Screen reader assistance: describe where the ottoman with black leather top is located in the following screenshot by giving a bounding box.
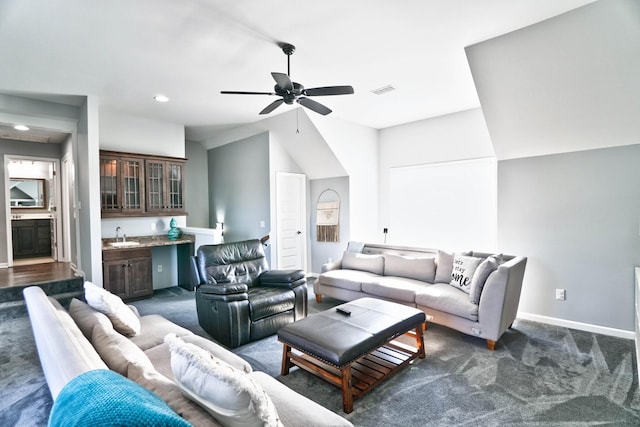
[278,297,426,413]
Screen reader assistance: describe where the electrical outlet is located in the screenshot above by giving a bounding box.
[151,222,156,231]
[157,264,163,273]
[259,220,265,228]
[555,288,566,300]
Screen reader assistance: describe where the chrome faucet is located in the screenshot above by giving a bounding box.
[115,226,124,243]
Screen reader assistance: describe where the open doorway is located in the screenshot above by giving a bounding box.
[4,155,64,267]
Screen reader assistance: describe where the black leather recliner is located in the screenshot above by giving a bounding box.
[191,239,307,348]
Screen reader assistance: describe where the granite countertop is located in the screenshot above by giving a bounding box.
[101,233,195,251]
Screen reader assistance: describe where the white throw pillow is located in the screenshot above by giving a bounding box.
[435,250,454,283]
[449,255,482,293]
[164,334,281,427]
[84,281,141,337]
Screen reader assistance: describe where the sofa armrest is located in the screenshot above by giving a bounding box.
[197,283,249,303]
[321,260,342,273]
[189,256,204,289]
[259,269,306,289]
[477,256,527,341]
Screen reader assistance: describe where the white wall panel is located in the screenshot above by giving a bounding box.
[389,157,496,252]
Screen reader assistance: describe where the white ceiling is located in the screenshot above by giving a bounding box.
[0,0,596,140]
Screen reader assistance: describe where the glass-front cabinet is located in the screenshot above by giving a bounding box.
[99,150,186,217]
[100,153,145,216]
[145,159,185,214]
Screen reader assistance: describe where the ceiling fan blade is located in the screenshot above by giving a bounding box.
[221,91,275,95]
[303,86,354,96]
[260,99,284,115]
[297,97,332,115]
[271,72,293,92]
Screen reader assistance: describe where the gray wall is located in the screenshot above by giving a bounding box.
[309,176,350,273]
[185,139,209,228]
[498,144,640,331]
[208,132,270,245]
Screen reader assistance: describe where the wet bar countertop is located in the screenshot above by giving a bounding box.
[101,233,195,251]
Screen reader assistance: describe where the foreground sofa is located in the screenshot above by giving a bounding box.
[23,285,352,426]
[315,243,527,350]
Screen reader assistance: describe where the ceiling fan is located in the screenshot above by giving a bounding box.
[221,43,354,116]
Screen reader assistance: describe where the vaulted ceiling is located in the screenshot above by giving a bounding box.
[0,0,595,140]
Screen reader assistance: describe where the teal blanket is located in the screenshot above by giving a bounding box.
[49,369,192,427]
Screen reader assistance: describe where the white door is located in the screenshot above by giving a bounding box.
[276,172,306,270]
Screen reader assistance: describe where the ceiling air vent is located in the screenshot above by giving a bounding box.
[370,84,396,95]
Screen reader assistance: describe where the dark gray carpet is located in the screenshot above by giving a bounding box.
[2,286,639,426]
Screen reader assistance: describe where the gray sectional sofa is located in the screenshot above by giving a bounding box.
[314,243,527,350]
[23,285,352,426]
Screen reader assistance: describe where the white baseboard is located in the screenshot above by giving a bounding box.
[517,311,635,340]
[0,263,8,268]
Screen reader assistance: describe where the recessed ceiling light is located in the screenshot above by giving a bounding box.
[14,125,30,131]
[154,94,170,103]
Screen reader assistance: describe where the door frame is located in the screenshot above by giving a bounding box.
[4,154,63,267]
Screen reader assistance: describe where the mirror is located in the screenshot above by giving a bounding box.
[10,178,46,208]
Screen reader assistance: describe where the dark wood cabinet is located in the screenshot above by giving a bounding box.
[12,219,51,259]
[103,247,153,301]
[145,158,186,214]
[100,152,145,217]
[100,150,186,217]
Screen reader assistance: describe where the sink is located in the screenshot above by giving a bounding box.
[108,241,140,247]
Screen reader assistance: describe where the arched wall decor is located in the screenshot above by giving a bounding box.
[316,189,340,242]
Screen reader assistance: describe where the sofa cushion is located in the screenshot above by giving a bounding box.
[68,298,113,340]
[469,256,500,304]
[92,322,152,376]
[383,253,436,283]
[362,277,431,303]
[165,334,281,427]
[129,314,193,351]
[450,255,482,293]
[250,371,353,427]
[127,359,220,427]
[248,287,295,321]
[84,281,141,337]
[415,283,479,321]
[341,251,384,275]
[319,269,380,292]
[49,369,191,427]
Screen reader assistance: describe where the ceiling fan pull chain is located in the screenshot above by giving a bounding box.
[296,107,300,134]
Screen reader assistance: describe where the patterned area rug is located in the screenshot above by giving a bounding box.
[232,296,640,426]
[2,286,639,426]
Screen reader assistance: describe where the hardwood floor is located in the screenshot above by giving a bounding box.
[0,262,79,289]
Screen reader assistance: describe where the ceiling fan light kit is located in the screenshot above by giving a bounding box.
[221,43,354,116]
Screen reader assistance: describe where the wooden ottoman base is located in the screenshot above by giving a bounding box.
[278,298,426,413]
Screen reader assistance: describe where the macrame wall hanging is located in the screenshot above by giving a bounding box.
[316,189,340,242]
